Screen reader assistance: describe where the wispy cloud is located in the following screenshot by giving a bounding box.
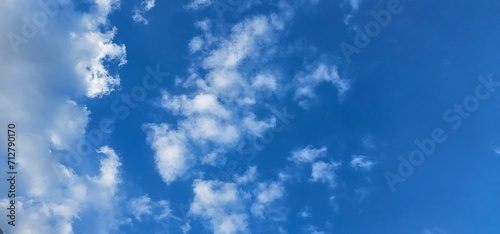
[251,181,285,218]
[132,0,156,24]
[293,60,350,109]
[349,0,360,11]
[288,145,328,164]
[350,155,374,171]
[185,0,213,10]
[128,195,172,222]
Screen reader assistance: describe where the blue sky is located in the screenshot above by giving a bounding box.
[1,0,500,233]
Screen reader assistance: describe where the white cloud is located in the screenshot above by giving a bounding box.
[294,61,350,108]
[132,0,156,24]
[181,222,192,233]
[350,155,374,171]
[147,11,292,185]
[73,26,127,98]
[288,145,328,164]
[312,231,326,234]
[85,146,126,233]
[201,152,224,166]
[128,195,153,221]
[91,146,122,191]
[311,161,341,188]
[0,146,124,234]
[148,2,349,231]
[144,0,156,10]
[128,195,172,222]
[252,73,278,90]
[189,36,204,53]
[0,0,133,232]
[145,123,192,184]
[343,14,353,25]
[235,166,258,184]
[251,182,284,218]
[189,168,286,233]
[184,116,240,144]
[186,0,214,10]
[343,0,363,25]
[190,180,248,234]
[242,113,277,137]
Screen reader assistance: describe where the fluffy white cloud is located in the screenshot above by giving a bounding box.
[145,123,192,184]
[350,155,374,171]
[3,1,126,99]
[288,145,328,164]
[311,161,341,188]
[251,182,284,218]
[0,0,131,232]
[132,0,156,24]
[0,146,123,234]
[190,180,248,234]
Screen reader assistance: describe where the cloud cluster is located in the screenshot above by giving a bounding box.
[147,0,350,187]
[189,168,285,234]
[146,11,291,184]
[288,145,341,188]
